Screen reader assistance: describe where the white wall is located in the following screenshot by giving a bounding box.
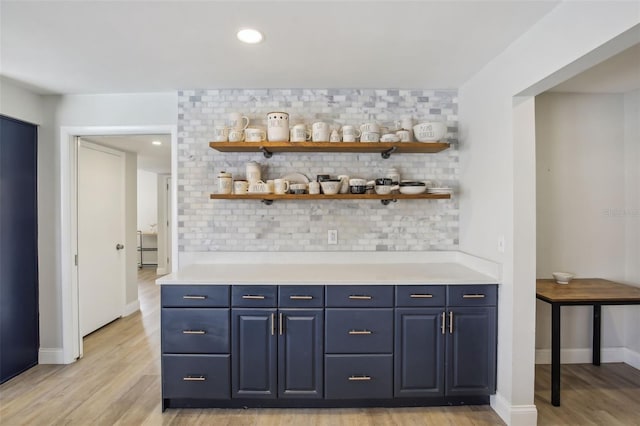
[156,174,171,275]
[624,89,640,358]
[125,152,139,309]
[535,92,628,359]
[137,170,158,232]
[458,3,639,425]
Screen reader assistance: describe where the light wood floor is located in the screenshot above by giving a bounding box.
[0,270,637,425]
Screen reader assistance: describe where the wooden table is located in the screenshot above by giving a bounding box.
[536,278,640,406]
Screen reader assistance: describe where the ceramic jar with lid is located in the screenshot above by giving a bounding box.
[246,161,261,183]
[217,171,232,194]
[267,112,290,141]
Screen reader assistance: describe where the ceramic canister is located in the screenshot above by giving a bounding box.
[245,161,261,183]
[217,171,233,194]
[267,112,290,141]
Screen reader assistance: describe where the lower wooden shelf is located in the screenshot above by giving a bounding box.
[210,193,451,205]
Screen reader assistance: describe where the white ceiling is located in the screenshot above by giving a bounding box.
[0,0,561,95]
[550,43,640,93]
[83,134,171,174]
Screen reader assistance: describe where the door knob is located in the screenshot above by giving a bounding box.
[116,243,124,250]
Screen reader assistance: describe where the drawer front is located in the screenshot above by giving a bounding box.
[162,308,229,353]
[325,354,393,399]
[162,285,229,308]
[232,285,277,307]
[278,285,324,308]
[447,285,497,307]
[325,309,393,353]
[162,354,230,399]
[395,285,446,307]
[325,285,393,307]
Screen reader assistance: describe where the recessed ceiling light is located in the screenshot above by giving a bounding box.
[152,140,162,146]
[237,28,263,44]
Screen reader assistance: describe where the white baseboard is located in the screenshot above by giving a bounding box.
[535,347,626,364]
[123,299,140,317]
[39,347,65,364]
[491,393,538,426]
[624,347,640,369]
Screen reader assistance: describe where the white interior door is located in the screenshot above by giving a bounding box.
[78,140,125,337]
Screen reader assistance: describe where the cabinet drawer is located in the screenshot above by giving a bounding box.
[232,285,277,307]
[447,285,497,306]
[162,308,229,353]
[162,285,229,308]
[325,309,393,353]
[325,354,393,399]
[162,354,230,399]
[395,285,445,307]
[279,286,324,308]
[325,285,393,307]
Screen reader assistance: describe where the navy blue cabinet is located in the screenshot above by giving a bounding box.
[1,116,39,384]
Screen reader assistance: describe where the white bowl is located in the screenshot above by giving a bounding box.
[399,185,426,195]
[413,122,446,142]
[552,272,574,284]
[320,180,341,195]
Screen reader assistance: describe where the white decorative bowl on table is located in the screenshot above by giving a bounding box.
[552,272,574,285]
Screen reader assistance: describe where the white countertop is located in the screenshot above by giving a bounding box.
[156,262,498,286]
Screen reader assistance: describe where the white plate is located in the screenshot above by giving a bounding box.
[282,172,310,184]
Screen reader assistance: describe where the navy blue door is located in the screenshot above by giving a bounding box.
[1,115,39,383]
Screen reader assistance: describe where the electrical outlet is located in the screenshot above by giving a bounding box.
[328,229,338,245]
[497,235,505,253]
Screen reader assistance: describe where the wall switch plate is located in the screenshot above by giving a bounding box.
[497,235,505,253]
[328,230,338,245]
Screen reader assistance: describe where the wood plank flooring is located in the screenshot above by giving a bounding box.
[0,269,637,425]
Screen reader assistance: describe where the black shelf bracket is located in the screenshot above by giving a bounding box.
[381,146,397,159]
[259,146,273,158]
[381,199,398,205]
[261,199,274,205]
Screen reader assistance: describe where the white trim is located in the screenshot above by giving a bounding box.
[59,125,178,365]
[624,347,640,370]
[491,393,538,426]
[38,348,66,364]
[535,347,627,364]
[123,300,140,317]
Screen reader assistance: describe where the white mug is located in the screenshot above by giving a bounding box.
[227,112,250,130]
[234,180,248,194]
[245,128,266,142]
[274,179,290,195]
[308,181,320,195]
[291,124,311,142]
[341,125,361,142]
[312,122,330,142]
[267,111,290,141]
[213,125,229,142]
[396,130,411,142]
[228,129,244,142]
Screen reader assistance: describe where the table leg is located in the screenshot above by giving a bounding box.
[551,303,561,406]
[593,304,601,366]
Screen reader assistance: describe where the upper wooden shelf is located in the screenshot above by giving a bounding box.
[209,141,450,158]
[210,192,451,205]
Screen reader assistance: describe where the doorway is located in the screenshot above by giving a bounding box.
[60,125,177,363]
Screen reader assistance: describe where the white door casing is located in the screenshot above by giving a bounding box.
[77,140,126,338]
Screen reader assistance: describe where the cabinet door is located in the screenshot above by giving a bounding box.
[394,308,444,397]
[446,307,497,396]
[278,309,323,398]
[232,308,277,398]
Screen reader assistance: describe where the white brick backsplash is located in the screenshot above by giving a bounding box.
[178,89,459,252]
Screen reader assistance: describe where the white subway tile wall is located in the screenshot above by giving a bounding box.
[178,89,459,252]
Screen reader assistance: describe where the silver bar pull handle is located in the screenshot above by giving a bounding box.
[441,312,446,335]
[348,295,372,300]
[449,311,454,334]
[183,376,206,381]
[410,294,433,298]
[289,295,313,300]
[348,330,372,335]
[348,375,372,381]
[242,295,266,300]
[182,330,206,335]
[183,295,206,300]
[462,294,486,299]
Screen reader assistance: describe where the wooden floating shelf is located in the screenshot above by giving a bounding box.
[210,193,451,205]
[209,141,450,158]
